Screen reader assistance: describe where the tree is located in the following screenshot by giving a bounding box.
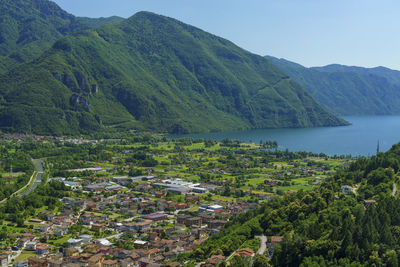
[253,254,269,267]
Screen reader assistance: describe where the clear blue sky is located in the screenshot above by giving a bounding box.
[52,0,400,70]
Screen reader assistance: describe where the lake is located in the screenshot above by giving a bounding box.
[172,116,400,156]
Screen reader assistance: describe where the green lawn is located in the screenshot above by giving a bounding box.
[51,234,72,245]
[16,251,38,261]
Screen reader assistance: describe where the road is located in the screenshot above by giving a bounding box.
[392,183,397,196]
[21,160,44,196]
[0,160,44,204]
[256,235,267,255]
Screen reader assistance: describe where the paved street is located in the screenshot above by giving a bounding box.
[22,160,44,196]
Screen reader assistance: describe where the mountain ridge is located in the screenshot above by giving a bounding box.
[266,55,400,115]
[0,9,347,135]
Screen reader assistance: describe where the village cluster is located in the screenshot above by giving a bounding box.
[1,173,271,267]
[0,135,350,267]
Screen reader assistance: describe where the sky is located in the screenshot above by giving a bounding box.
[52,0,400,70]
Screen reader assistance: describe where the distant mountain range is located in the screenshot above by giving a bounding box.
[266,56,400,115]
[0,0,347,135]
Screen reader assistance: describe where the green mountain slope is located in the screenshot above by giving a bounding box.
[0,11,346,135]
[77,16,125,27]
[180,143,400,266]
[266,56,400,115]
[0,0,88,73]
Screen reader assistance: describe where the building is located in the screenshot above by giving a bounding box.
[36,243,50,255]
[185,217,202,227]
[235,248,254,257]
[28,257,47,267]
[143,213,168,221]
[268,236,284,248]
[134,240,148,249]
[48,257,63,267]
[199,204,223,213]
[0,254,8,267]
[103,260,118,267]
[341,185,353,195]
[78,234,93,244]
[208,220,226,229]
[67,238,83,247]
[364,199,376,209]
[88,254,105,267]
[25,241,37,250]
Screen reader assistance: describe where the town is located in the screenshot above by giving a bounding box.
[0,134,352,266]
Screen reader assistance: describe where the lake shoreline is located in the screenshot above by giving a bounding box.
[170,116,400,156]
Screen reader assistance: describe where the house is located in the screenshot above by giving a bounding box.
[0,254,8,267]
[185,217,202,227]
[65,247,79,257]
[202,255,225,267]
[28,257,48,267]
[177,215,190,225]
[208,220,226,229]
[25,241,37,250]
[103,259,118,267]
[29,218,44,224]
[18,237,30,248]
[36,243,50,255]
[341,185,353,195]
[96,239,113,247]
[54,227,67,236]
[138,259,162,267]
[175,203,186,210]
[37,223,52,232]
[91,223,106,232]
[63,181,82,190]
[78,234,93,244]
[81,214,94,225]
[131,220,153,232]
[235,248,254,257]
[48,257,63,267]
[364,199,376,209]
[268,236,284,248]
[88,253,105,267]
[143,213,168,221]
[68,238,83,247]
[134,240,148,249]
[0,251,11,263]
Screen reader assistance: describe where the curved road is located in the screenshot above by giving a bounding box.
[22,160,44,196]
[21,160,44,196]
[0,160,44,204]
[256,235,267,255]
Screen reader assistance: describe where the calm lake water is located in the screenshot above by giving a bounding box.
[172,116,400,156]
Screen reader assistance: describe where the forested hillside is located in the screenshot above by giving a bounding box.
[266,56,400,115]
[0,0,87,72]
[0,9,346,135]
[179,143,400,266]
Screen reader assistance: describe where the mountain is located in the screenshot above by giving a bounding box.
[77,16,125,27]
[266,56,400,115]
[0,9,346,135]
[0,0,88,73]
